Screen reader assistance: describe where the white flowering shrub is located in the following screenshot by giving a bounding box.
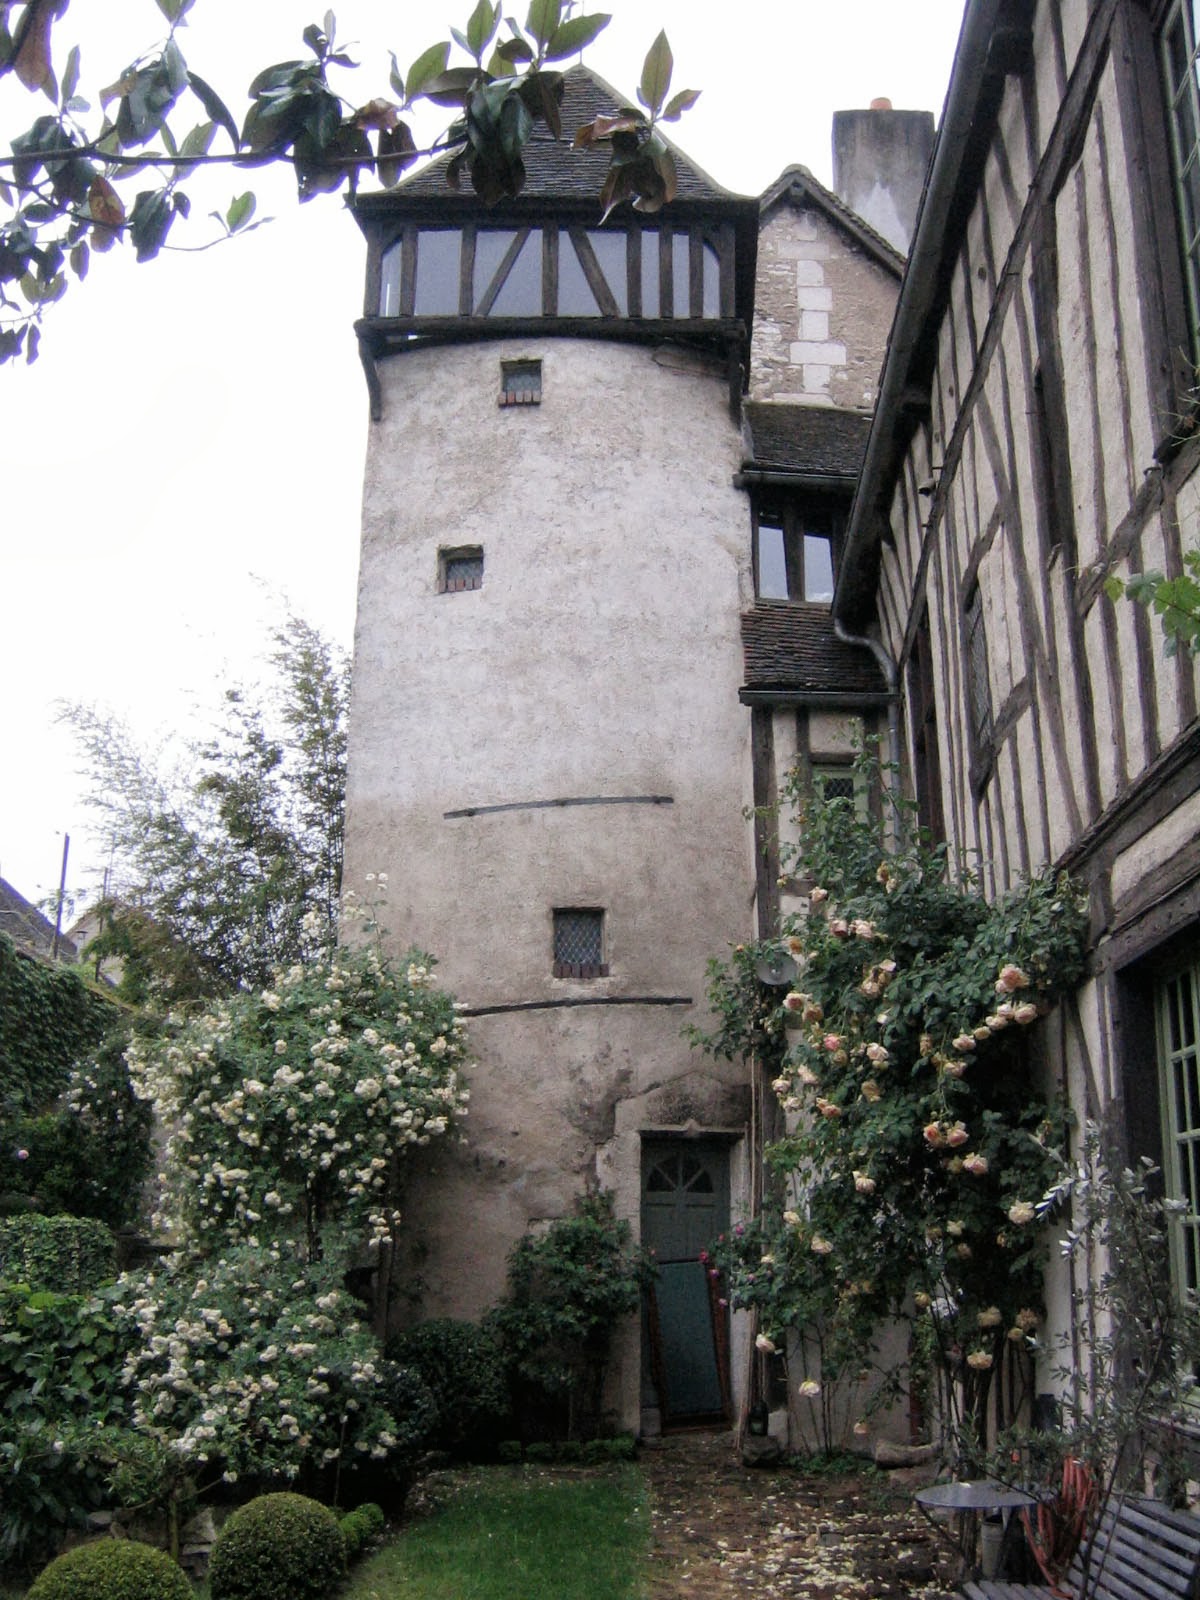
[126,944,470,1262]
[115,1245,435,1485]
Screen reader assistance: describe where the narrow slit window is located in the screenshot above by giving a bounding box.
[553,908,607,979]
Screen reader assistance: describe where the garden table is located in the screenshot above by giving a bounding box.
[915,1480,1037,1581]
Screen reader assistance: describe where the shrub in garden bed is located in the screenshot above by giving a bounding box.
[339,1502,384,1561]
[25,1538,191,1600]
[385,1318,511,1456]
[0,1214,115,1293]
[207,1493,345,1600]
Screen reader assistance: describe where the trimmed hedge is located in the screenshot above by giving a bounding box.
[0,1213,115,1292]
[208,1493,346,1600]
[339,1502,384,1561]
[25,1538,192,1600]
[0,934,116,1115]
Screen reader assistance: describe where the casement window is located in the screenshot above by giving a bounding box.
[438,546,483,593]
[553,907,608,979]
[964,583,993,757]
[1160,0,1200,351]
[500,359,541,407]
[907,606,945,843]
[753,503,839,604]
[1157,954,1200,1296]
[811,763,866,818]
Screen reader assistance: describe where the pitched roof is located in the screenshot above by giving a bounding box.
[0,876,77,963]
[742,402,873,480]
[391,64,741,207]
[758,165,906,276]
[740,605,888,698]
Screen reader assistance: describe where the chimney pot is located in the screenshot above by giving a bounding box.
[869,97,893,111]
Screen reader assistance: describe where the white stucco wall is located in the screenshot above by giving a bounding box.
[344,336,757,1429]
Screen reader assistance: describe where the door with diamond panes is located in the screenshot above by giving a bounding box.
[641,1140,730,1422]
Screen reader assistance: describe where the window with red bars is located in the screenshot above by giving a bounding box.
[439,547,483,593]
[553,908,608,979]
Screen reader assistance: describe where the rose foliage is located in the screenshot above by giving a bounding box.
[700,760,1088,1437]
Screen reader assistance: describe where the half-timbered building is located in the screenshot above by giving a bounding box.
[341,67,923,1434]
[839,0,1200,1353]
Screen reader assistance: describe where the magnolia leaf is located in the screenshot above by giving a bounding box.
[100,69,137,109]
[302,23,328,58]
[226,191,256,232]
[495,36,534,63]
[60,41,79,105]
[525,0,562,49]
[637,30,673,119]
[188,70,239,147]
[172,189,191,218]
[128,188,175,261]
[25,324,40,365]
[69,239,89,280]
[353,96,398,131]
[661,87,700,122]
[573,111,643,148]
[88,175,125,231]
[377,122,417,188]
[421,66,483,107]
[14,0,63,98]
[467,0,499,58]
[486,45,517,78]
[517,69,562,140]
[179,119,215,164]
[404,41,450,102]
[450,26,473,57]
[543,11,609,62]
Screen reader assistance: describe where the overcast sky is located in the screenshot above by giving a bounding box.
[0,0,966,912]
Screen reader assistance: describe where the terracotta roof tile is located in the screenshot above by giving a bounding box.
[741,604,887,696]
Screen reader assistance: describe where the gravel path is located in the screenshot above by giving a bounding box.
[640,1431,952,1599]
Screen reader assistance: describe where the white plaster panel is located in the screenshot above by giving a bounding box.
[1112,790,1200,912]
[1083,604,1120,812]
[808,713,860,758]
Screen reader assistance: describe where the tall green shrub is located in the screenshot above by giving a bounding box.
[0,934,116,1113]
[0,1214,115,1292]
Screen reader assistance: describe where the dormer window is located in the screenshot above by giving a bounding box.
[753,502,839,603]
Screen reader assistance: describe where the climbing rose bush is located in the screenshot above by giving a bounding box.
[700,758,1088,1441]
[126,943,470,1259]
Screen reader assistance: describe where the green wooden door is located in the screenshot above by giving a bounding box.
[641,1141,730,1422]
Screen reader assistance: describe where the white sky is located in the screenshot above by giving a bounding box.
[0,0,966,910]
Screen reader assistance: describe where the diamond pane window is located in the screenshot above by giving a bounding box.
[439,547,483,593]
[1161,0,1200,352]
[500,359,541,407]
[553,908,607,979]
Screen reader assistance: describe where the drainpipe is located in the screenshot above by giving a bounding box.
[832,617,902,831]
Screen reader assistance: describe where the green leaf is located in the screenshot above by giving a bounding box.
[543,12,609,62]
[188,70,239,147]
[404,41,450,102]
[450,25,473,56]
[661,87,700,122]
[525,0,562,49]
[377,122,417,188]
[637,30,673,119]
[226,191,256,232]
[1103,576,1125,604]
[60,43,80,106]
[421,66,483,107]
[466,0,500,58]
[69,240,88,280]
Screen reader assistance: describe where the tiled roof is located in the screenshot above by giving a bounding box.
[743,402,873,479]
[0,876,77,963]
[741,604,888,696]
[394,64,738,205]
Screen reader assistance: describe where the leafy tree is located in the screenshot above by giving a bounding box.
[62,612,349,1000]
[0,0,697,363]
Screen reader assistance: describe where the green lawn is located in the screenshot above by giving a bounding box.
[342,1465,649,1600]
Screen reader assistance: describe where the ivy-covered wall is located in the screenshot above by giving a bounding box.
[0,932,118,1114]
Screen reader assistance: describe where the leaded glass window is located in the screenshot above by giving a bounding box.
[1161,0,1200,351]
[1158,956,1200,1297]
[553,908,607,979]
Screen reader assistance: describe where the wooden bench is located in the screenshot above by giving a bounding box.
[959,1495,1200,1600]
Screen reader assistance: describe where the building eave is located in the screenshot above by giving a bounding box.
[834,0,1035,629]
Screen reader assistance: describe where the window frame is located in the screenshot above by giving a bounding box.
[438,545,484,594]
[751,499,840,606]
[963,580,994,787]
[1157,951,1200,1300]
[552,907,608,980]
[1159,0,1200,356]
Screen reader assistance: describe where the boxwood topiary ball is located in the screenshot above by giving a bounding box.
[26,1538,192,1600]
[208,1492,347,1600]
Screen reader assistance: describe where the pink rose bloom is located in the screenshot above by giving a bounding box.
[782,991,806,1013]
[822,1033,843,1052]
[966,1350,993,1370]
[865,1042,890,1065]
[815,1098,842,1120]
[851,918,875,939]
[755,1333,777,1354]
[995,963,1031,994]
[953,1033,976,1053]
[860,978,881,999]
[798,1378,821,1398]
[1014,1002,1039,1024]
[803,1000,824,1023]
[972,1025,991,1042]
[810,886,829,905]
[853,1171,876,1195]
[923,1122,944,1148]
[946,1122,969,1148]
[962,1153,989,1176]
[771,1076,791,1095]
[810,1236,833,1255]
[797,1065,820,1086]
[1008,1201,1036,1225]
[941,1059,967,1079]
[829,918,849,938]
[860,1079,883,1102]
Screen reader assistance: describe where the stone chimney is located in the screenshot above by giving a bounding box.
[832,101,936,255]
